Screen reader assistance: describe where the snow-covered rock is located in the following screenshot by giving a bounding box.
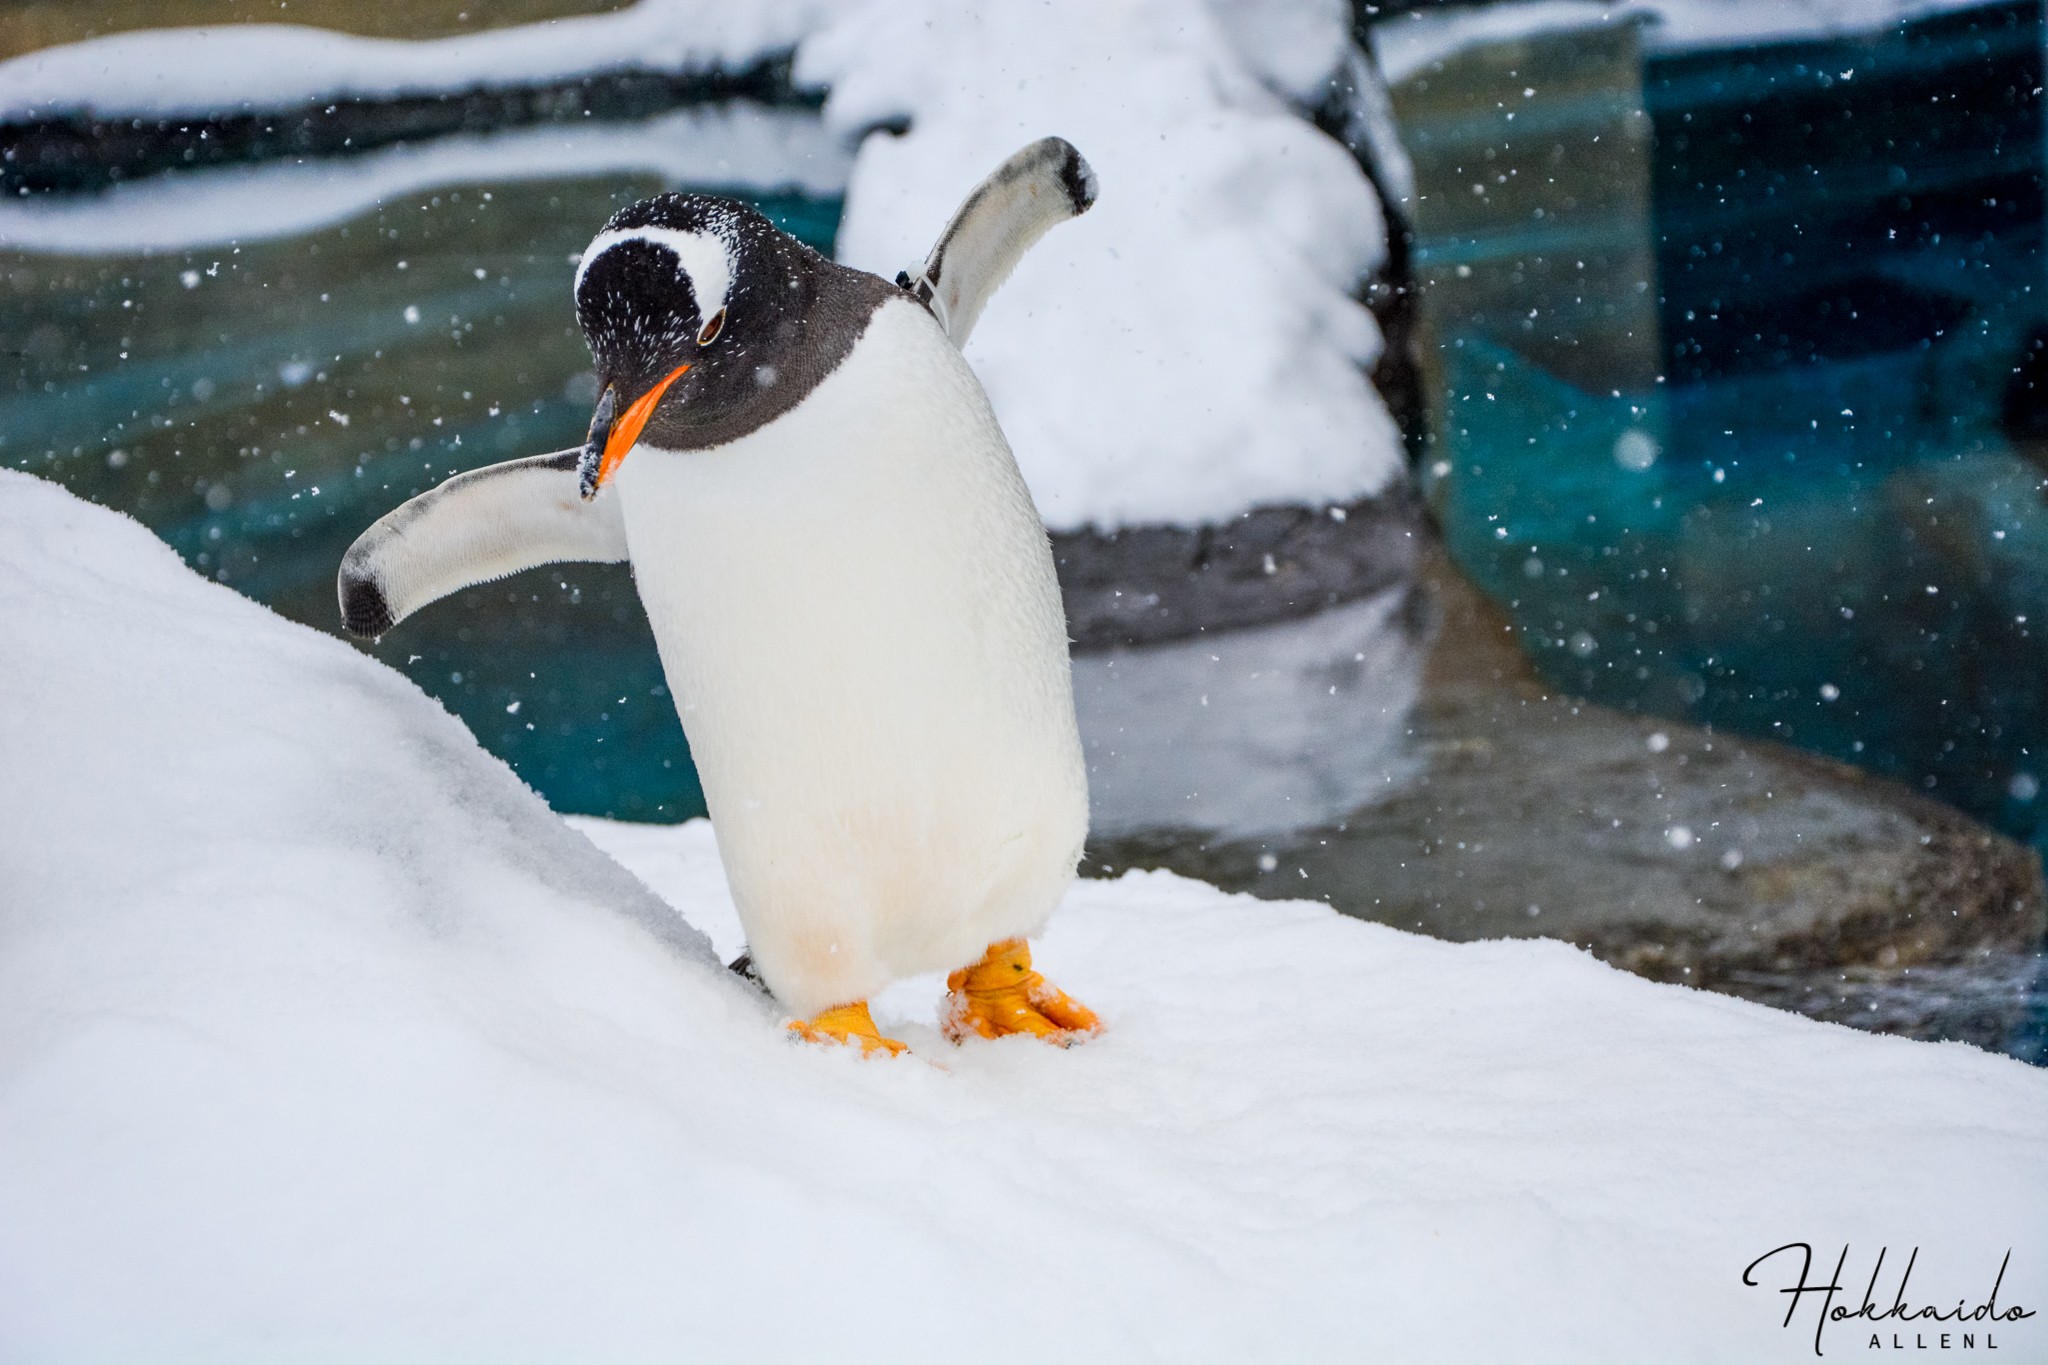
[1205,0,1353,105]
[3,0,1409,535]
[4,470,2045,1359]
[808,0,1404,530]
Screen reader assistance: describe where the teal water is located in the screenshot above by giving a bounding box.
[1422,1,2048,862]
[1409,1,2048,1058]
[2,174,839,819]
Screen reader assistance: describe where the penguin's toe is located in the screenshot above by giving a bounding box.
[786,1000,909,1057]
[942,938,1102,1047]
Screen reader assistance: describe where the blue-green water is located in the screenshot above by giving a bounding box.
[2,173,839,819]
[1421,0,2048,863]
[1405,0,2048,1056]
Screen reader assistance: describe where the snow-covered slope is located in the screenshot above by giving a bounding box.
[3,470,2044,1358]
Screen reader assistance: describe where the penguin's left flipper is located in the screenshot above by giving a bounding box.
[899,136,1097,347]
[337,448,627,638]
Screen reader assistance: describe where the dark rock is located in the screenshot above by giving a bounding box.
[1052,483,1427,652]
[0,57,816,195]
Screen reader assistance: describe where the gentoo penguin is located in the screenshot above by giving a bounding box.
[340,137,1101,1056]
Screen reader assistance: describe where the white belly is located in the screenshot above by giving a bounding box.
[614,298,1087,1015]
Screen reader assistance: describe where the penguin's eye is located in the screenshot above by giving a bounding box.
[696,308,727,346]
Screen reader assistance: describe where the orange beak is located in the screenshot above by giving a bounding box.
[590,362,691,493]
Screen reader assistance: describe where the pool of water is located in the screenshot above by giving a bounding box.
[2,134,840,818]
[1382,0,2048,1058]
[1402,0,2048,860]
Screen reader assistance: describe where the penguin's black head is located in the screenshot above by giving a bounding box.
[576,195,745,373]
[572,192,880,499]
[572,194,750,495]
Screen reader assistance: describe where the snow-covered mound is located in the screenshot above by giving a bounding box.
[809,0,1404,530]
[3,0,1406,533]
[4,469,2045,1358]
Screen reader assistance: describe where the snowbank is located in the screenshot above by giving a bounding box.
[3,470,2044,1360]
[1204,0,1354,105]
[0,0,828,122]
[0,104,847,256]
[808,0,1404,530]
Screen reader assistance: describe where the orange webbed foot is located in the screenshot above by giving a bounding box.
[787,1000,909,1057]
[943,939,1101,1047]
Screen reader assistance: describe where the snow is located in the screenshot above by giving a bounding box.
[0,105,849,256]
[6,0,1407,531]
[4,469,2046,1359]
[1204,0,1353,106]
[808,0,1405,530]
[0,0,830,121]
[1335,45,1419,210]
[1372,0,2007,86]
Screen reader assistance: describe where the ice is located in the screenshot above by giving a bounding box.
[1372,0,2004,85]
[3,470,2044,1358]
[1633,0,2004,50]
[804,0,1406,530]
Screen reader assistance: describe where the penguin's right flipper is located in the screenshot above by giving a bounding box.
[900,136,1097,347]
[338,448,628,638]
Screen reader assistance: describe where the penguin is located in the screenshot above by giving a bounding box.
[340,137,1102,1056]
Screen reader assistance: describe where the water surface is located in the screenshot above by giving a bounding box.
[3,128,840,817]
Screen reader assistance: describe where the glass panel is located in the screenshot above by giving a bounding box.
[1380,0,2046,1057]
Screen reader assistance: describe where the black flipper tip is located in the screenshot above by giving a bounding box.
[1053,139,1098,215]
[340,575,395,639]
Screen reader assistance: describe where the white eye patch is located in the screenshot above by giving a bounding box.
[575,226,734,322]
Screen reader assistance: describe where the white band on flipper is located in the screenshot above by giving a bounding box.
[338,448,629,637]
